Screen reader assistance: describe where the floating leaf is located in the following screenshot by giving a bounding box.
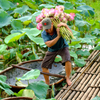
[4,33,25,44]
[26,81,49,99]
[0,9,13,28]
[22,89,36,98]
[0,80,14,95]
[15,81,28,87]
[0,75,7,82]
[16,69,40,81]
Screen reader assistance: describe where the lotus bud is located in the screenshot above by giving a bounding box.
[62,17,67,23]
[48,8,55,17]
[37,22,43,30]
[55,5,64,11]
[36,15,42,23]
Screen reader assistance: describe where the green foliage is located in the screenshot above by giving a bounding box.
[26,81,49,99]
[4,33,25,44]
[0,75,14,96]
[74,58,86,67]
[54,55,62,62]
[92,96,100,100]
[0,0,10,10]
[77,5,95,16]
[14,5,29,15]
[11,20,23,30]
[0,9,13,28]
[16,69,40,81]
[0,0,100,70]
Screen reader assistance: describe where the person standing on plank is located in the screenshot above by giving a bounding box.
[41,18,72,86]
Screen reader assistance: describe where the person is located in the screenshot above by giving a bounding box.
[41,18,72,86]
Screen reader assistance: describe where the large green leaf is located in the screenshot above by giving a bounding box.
[0,44,7,54]
[69,39,81,46]
[39,4,55,9]
[64,1,74,10]
[0,9,13,28]
[0,80,11,88]
[16,69,40,81]
[22,28,41,37]
[0,75,7,82]
[64,9,80,13]
[26,81,49,99]
[76,50,90,56]
[85,34,96,40]
[22,89,36,98]
[4,33,25,44]
[0,80,14,95]
[74,58,86,67]
[54,55,62,62]
[78,38,91,44]
[57,0,66,4]
[0,0,10,10]
[75,20,91,31]
[23,0,37,10]
[69,51,77,58]
[92,28,100,36]
[77,5,95,16]
[94,44,100,50]
[14,5,29,15]
[95,39,100,44]
[11,19,23,30]
[26,33,45,45]
[18,15,32,22]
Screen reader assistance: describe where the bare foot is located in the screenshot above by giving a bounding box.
[66,78,72,86]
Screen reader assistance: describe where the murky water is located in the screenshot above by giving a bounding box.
[3,61,66,86]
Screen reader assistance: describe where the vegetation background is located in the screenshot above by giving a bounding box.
[0,0,100,99]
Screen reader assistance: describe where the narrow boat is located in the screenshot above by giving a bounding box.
[0,59,66,90]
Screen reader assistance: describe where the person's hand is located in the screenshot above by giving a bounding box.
[57,22,66,28]
[56,27,61,38]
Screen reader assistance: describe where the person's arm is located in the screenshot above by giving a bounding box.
[45,28,61,47]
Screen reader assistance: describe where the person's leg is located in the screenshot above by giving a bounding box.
[58,47,72,86]
[41,51,57,85]
[65,61,72,86]
[42,67,50,85]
